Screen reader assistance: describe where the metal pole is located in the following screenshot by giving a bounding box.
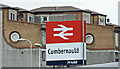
[82,20,84,65]
[39,47,41,68]
[26,40,32,67]
[53,66,55,69]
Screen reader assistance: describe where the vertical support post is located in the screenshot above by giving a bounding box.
[0,10,2,69]
[53,66,55,69]
[30,41,32,68]
[39,47,41,68]
[26,40,32,67]
[82,20,85,65]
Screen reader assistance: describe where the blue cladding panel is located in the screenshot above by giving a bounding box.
[46,60,86,65]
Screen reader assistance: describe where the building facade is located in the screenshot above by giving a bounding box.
[0,4,46,67]
[0,3,120,67]
[31,6,118,50]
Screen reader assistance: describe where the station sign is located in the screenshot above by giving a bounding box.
[46,20,86,65]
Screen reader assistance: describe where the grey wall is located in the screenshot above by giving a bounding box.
[2,36,115,67]
[118,53,120,69]
[2,36,47,67]
[2,38,115,67]
[2,38,44,67]
[86,51,115,65]
[118,1,120,26]
[0,10,2,68]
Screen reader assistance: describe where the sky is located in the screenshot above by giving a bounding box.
[0,0,119,25]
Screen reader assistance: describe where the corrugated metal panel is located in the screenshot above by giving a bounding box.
[35,16,41,23]
[49,15,63,21]
[63,14,76,21]
[49,14,76,21]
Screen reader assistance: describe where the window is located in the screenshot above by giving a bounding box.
[100,18,104,25]
[115,33,119,48]
[41,16,49,24]
[43,16,47,21]
[86,34,94,44]
[35,16,41,23]
[83,14,89,23]
[99,16,105,25]
[49,15,63,21]
[10,12,15,20]
[63,14,76,21]
[29,16,33,23]
[42,51,46,61]
[38,14,76,24]
[0,11,2,22]
[42,31,46,44]
[49,14,76,21]
[10,32,20,42]
[18,13,24,21]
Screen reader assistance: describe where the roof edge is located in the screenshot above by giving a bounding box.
[18,11,35,14]
[0,7,19,10]
[34,10,92,13]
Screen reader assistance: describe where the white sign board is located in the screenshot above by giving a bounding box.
[46,20,86,65]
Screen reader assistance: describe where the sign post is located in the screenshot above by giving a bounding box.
[46,20,86,65]
[82,20,85,65]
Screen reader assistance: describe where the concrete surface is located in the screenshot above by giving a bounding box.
[2,37,46,67]
[2,40,39,67]
[118,1,120,26]
[86,51,115,65]
[65,62,119,69]
[2,39,116,67]
[80,62,118,67]
[0,10,2,69]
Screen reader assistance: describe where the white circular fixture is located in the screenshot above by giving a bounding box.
[86,34,94,44]
[10,32,20,42]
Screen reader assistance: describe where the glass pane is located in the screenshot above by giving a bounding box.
[29,17,31,22]
[42,51,45,61]
[31,17,33,23]
[84,15,89,23]
[11,33,19,42]
[12,34,19,40]
[13,14,15,20]
[10,13,12,20]
[100,18,104,25]
[115,33,119,47]
[43,16,47,21]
